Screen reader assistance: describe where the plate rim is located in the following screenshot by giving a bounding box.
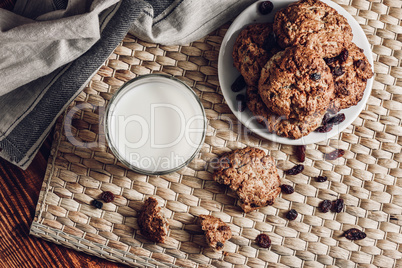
[218,0,374,145]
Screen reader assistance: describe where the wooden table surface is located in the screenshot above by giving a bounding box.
[0,1,128,267]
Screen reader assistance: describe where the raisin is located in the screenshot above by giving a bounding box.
[286,209,298,220]
[319,200,332,213]
[328,113,345,125]
[331,198,344,213]
[286,164,304,175]
[310,73,321,81]
[332,66,345,76]
[259,1,274,15]
[92,199,103,209]
[338,49,349,63]
[236,94,246,112]
[101,191,115,203]
[325,149,345,160]
[324,57,336,65]
[231,75,246,92]
[315,124,333,133]
[316,176,328,182]
[262,32,277,51]
[295,145,306,162]
[218,225,230,231]
[256,234,271,248]
[344,228,366,240]
[216,241,224,249]
[322,113,332,125]
[281,184,294,194]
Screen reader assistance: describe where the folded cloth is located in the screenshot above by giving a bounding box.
[0,0,254,169]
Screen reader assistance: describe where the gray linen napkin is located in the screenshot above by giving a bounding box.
[0,0,254,169]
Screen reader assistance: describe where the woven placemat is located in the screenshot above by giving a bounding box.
[30,1,402,267]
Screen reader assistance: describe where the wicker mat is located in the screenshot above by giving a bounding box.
[30,1,402,267]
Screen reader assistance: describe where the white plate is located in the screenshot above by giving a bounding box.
[218,0,374,145]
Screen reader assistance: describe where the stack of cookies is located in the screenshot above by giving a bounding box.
[232,0,373,139]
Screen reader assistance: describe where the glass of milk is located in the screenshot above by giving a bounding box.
[104,74,206,175]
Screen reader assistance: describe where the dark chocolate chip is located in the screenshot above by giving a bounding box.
[310,73,321,81]
[262,32,277,51]
[338,49,349,63]
[332,66,345,77]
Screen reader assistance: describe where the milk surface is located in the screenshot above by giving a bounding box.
[107,77,205,173]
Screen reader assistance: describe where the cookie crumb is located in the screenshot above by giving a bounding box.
[199,215,232,251]
[138,197,169,243]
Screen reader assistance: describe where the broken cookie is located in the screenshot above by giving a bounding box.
[199,215,232,251]
[213,147,281,212]
[138,197,169,243]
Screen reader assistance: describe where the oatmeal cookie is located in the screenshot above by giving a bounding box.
[138,197,169,243]
[213,147,281,212]
[325,42,374,112]
[198,215,232,251]
[246,86,324,139]
[232,23,281,86]
[258,46,334,121]
[274,0,353,58]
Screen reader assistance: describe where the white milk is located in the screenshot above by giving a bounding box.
[106,75,206,174]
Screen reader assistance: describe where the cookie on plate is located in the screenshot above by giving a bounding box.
[246,86,325,139]
[198,215,232,251]
[325,42,374,112]
[258,46,334,121]
[232,23,281,86]
[273,0,353,58]
[138,197,169,243]
[213,147,281,213]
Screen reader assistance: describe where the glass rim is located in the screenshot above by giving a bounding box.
[104,74,207,176]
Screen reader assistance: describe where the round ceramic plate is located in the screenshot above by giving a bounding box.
[218,0,374,145]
